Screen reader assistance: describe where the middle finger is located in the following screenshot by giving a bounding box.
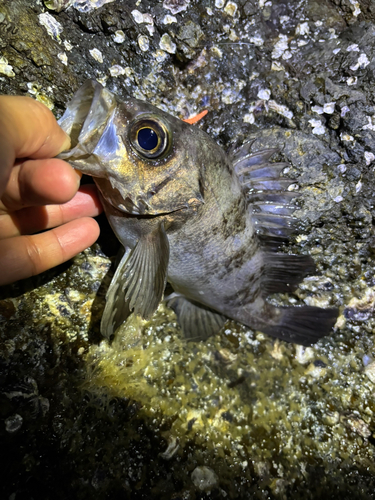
[0,184,102,239]
[0,158,81,213]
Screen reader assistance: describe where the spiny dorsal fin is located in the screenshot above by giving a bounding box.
[230,143,300,247]
[168,295,226,341]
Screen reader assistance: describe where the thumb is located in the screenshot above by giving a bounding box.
[0,95,71,160]
[0,95,71,197]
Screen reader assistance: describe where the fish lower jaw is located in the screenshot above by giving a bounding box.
[113,202,186,219]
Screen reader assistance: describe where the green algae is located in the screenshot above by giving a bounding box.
[83,296,375,487]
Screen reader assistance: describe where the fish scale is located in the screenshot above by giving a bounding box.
[58,80,338,346]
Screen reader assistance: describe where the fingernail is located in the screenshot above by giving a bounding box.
[74,168,83,187]
[58,131,71,154]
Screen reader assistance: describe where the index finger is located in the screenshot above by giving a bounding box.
[0,96,71,194]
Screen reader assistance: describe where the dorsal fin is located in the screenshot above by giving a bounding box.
[231,146,280,173]
[230,144,300,248]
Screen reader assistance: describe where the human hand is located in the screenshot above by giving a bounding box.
[0,96,102,286]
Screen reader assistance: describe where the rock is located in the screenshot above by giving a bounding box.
[5,414,23,433]
[191,466,219,492]
[364,360,375,383]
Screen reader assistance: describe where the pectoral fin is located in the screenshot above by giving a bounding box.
[168,296,226,341]
[101,248,132,339]
[101,222,169,338]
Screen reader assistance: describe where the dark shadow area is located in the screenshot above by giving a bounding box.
[0,260,72,300]
[86,210,120,344]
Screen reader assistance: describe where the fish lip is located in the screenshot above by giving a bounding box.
[116,207,187,219]
[98,186,189,218]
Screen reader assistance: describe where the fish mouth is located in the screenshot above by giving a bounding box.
[58,80,117,163]
[97,182,190,218]
[112,202,186,219]
[117,200,187,218]
[128,208,185,219]
[100,190,187,219]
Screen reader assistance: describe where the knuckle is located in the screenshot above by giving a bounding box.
[53,229,67,263]
[24,236,43,276]
[57,204,66,225]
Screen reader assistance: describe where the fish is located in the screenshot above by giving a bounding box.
[58,80,338,346]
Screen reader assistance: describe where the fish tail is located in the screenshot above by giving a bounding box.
[261,305,339,346]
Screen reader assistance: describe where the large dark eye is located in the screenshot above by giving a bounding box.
[138,128,158,151]
[129,116,170,159]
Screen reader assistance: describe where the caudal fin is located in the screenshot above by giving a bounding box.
[262,306,338,346]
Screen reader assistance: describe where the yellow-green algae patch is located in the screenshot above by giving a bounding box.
[84,300,375,478]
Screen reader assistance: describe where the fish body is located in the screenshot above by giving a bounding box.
[59,80,338,345]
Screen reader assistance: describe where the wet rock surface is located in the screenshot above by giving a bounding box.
[1,0,375,498]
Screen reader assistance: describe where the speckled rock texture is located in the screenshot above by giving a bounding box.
[1,0,375,499]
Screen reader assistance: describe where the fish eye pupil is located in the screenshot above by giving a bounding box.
[129,117,170,159]
[137,127,158,151]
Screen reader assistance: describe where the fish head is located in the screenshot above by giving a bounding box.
[58,80,209,216]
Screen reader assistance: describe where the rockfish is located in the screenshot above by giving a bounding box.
[58,80,338,345]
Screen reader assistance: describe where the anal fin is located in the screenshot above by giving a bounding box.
[168,296,226,341]
[262,253,316,295]
[262,306,338,346]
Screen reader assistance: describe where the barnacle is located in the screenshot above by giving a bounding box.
[44,0,115,13]
[44,0,74,12]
